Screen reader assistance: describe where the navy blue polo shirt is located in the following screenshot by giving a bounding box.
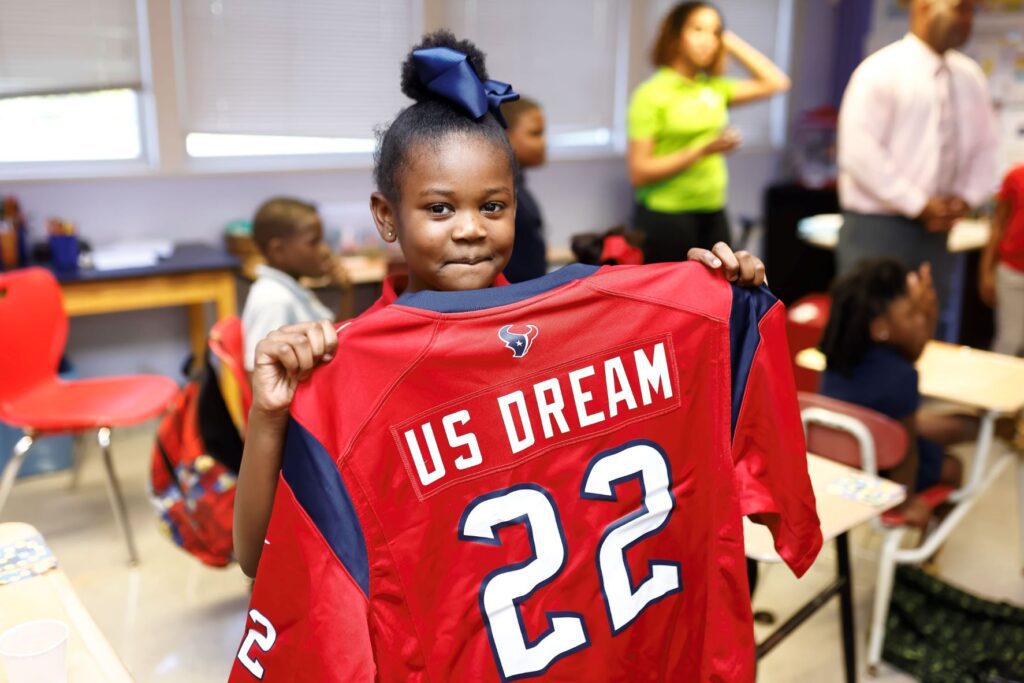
[820,344,943,491]
[504,172,547,283]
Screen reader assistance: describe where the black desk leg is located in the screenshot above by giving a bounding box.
[754,534,857,682]
[836,532,856,683]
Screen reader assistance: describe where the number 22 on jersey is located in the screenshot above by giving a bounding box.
[458,440,681,680]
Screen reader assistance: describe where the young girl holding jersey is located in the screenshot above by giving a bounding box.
[233,31,768,578]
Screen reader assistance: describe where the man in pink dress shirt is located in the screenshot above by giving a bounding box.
[837,0,997,336]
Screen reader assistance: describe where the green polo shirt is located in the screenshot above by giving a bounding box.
[628,68,737,213]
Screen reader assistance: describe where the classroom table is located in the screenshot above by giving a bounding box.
[0,523,133,682]
[746,454,905,683]
[55,243,242,421]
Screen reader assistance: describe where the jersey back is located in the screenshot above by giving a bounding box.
[230,263,822,682]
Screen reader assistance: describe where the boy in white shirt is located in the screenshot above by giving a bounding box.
[241,197,343,372]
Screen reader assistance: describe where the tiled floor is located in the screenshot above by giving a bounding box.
[3,425,1021,682]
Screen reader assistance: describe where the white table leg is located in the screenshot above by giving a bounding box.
[950,410,997,503]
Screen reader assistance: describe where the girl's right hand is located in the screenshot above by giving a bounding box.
[251,320,338,418]
[705,127,742,156]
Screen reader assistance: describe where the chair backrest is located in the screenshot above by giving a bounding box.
[798,391,908,475]
[208,315,252,423]
[0,268,67,402]
[786,293,831,393]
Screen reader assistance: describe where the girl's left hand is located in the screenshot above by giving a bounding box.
[687,242,767,287]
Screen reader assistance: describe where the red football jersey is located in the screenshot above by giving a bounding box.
[230,263,821,683]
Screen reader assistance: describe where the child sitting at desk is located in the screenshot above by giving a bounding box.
[819,259,961,527]
[241,197,347,373]
[818,258,1022,528]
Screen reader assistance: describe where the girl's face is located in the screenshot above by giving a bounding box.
[508,108,546,169]
[372,134,515,294]
[874,295,930,361]
[679,7,723,71]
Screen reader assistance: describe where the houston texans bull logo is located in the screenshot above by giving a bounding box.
[498,324,539,358]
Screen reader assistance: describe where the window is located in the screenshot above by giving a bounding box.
[441,0,627,151]
[176,0,421,158]
[644,0,794,149]
[0,0,144,164]
[0,90,142,163]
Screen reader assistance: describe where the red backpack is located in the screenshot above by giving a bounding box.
[149,356,242,567]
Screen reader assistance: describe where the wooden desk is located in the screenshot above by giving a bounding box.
[0,523,132,682]
[56,243,241,421]
[337,255,388,285]
[915,341,1024,414]
[796,342,1024,416]
[745,455,905,562]
[747,455,905,683]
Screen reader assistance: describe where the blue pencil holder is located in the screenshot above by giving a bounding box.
[49,234,79,272]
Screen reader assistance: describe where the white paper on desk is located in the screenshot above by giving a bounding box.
[90,240,173,271]
[91,250,160,270]
[96,240,174,258]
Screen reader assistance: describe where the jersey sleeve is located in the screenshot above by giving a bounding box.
[229,418,375,682]
[729,285,823,577]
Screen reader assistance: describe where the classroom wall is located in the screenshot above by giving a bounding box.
[8,149,789,380]
[6,0,839,381]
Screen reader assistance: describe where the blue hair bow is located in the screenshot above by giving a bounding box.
[411,46,520,128]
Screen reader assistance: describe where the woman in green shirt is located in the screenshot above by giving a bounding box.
[628,2,790,263]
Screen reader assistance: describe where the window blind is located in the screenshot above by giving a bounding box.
[177,0,419,139]
[0,0,141,98]
[441,0,626,137]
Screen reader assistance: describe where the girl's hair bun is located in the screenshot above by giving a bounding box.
[400,29,490,103]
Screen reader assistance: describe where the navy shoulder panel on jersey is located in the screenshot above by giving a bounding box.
[395,264,599,313]
[729,283,779,437]
[282,417,370,597]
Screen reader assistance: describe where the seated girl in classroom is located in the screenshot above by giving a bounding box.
[232,30,769,580]
[819,258,1020,528]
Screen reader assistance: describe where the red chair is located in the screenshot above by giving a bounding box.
[798,392,956,674]
[786,294,831,393]
[209,315,252,432]
[0,268,178,564]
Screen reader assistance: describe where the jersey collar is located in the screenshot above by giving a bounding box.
[395,264,598,313]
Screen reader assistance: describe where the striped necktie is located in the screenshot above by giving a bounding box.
[935,62,959,195]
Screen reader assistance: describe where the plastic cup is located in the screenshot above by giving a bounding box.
[0,620,69,683]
